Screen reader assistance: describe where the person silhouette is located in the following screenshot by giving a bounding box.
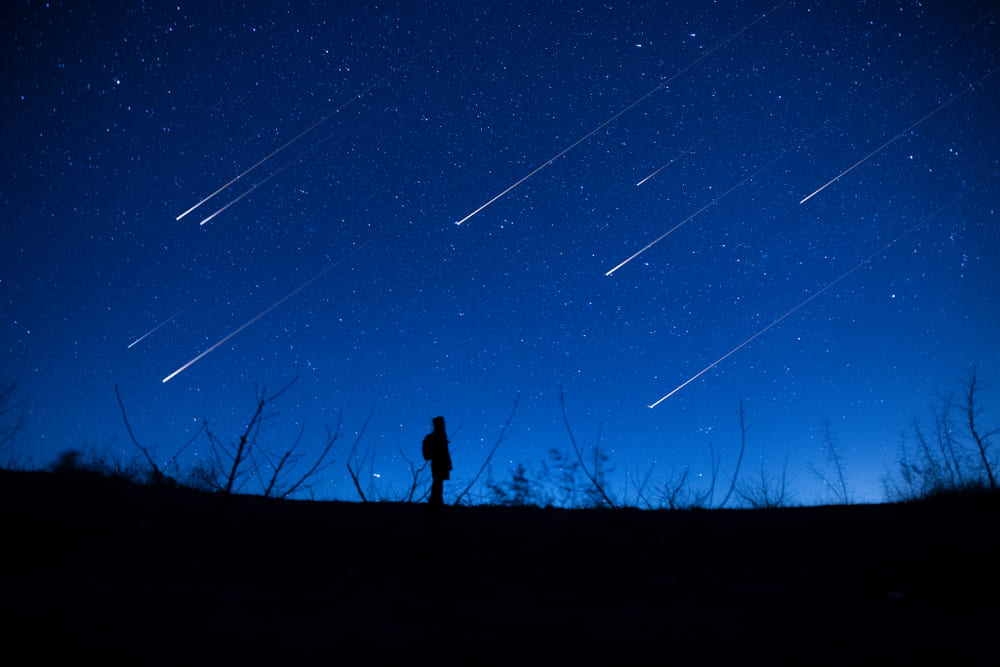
[422,416,452,506]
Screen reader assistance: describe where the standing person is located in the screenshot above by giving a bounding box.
[422,416,452,506]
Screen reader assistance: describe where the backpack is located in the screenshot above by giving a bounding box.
[422,434,433,461]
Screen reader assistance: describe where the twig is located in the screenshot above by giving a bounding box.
[965,365,998,491]
[719,398,747,508]
[398,444,430,502]
[346,403,376,502]
[115,385,165,481]
[453,392,520,506]
[559,386,615,508]
[281,414,343,499]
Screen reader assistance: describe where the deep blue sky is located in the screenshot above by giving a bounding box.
[3,0,998,504]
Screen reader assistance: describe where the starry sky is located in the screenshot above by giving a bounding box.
[3,0,998,505]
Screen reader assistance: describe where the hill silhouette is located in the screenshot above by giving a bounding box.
[2,468,996,663]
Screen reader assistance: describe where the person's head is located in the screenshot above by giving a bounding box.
[432,416,446,434]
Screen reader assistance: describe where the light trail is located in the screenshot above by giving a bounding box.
[176,46,431,222]
[127,303,195,349]
[607,148,791,276]
[162,233,385,383]
[637,136,707,187]
[800,64,999,205]
[455,0,791,227]
[639,3,999,195]
[197,142,318,226]
[649,170,998,408]
[609,40,1000,276]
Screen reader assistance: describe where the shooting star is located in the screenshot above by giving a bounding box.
[800,64,999,205]
[607,148,792,276]
[609,33,1000,276]
[640,4,998,196]
[455,0,791,227]
[637,136,708,187]
[197,141,319,226]
[176,46,431,223]
[127,303,195,349]
[162,232,385,383]
[649,170,998,408]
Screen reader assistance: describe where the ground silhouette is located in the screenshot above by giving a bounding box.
[2,468,997,663]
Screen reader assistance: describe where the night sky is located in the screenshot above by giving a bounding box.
[3,0,998,505]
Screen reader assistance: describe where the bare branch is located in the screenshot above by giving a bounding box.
[659,465,691,509]
[453,392,520,506]
[737,451,793,509]
[693,442,720,508]
[346,403,377,502]
[115,385,165,481]
[207,376,301,495]
[0,379,26,453]
[261,419,307,497]
[281,413,343,499]
[809,420,852,505]
[559,386,615,508]
[397,444,430,503]
[719,399,747,508]
[964,365,997,491]
[629,463,656,509]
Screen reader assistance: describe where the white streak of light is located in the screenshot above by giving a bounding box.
[800,65,998,205]
[162,233,384,383]
[651,170,998,407]
[127,303,195,349]
[456,0,791,227]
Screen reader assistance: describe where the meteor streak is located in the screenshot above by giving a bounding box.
[609,37,1000,276]
[607,149,791,276]
[455,0,791,227]
[162,233,385,383]
[127,303,195,349]
[649,170,998,408]
[197,142,318,226]
[637,136,707,187]
[800,64,999,205]
[176,47,431,223]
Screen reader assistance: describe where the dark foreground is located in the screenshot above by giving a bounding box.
[2,469,997,664]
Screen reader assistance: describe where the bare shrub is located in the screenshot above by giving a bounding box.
[559,386,615,508]
[808,421,853,505]
[736,451,794,509]
[486,462,544,507]
[0,378,27,469]
[883,366,998,501]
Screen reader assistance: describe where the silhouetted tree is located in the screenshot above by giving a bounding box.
[964,366,998,491]
[116,385,203,484]
[345,403,379,502]
[719,399,748,508]
[654,443,720,509]
[559,386,615,508]
[736,451,794,509]
[0,378,27,468]
[650,399,753,510]
[397,443,431,503]
[658,464,694,509]
[175,377,348,498]
[202,378,299,494]
[256,415,341,499]
[808,420,853,505]
[486,462,541,506]
[454,393,520,506]
[627,462,657,509]
[884,366,998,500]
[345,405,438,504]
